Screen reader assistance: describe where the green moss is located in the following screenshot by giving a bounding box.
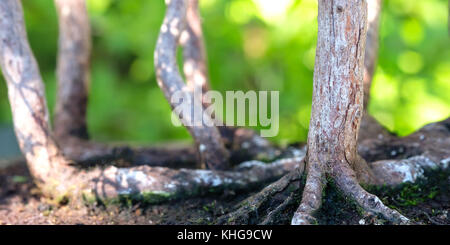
[81,190,97,204]
[12,175,28,183]
[370,169,449,208]
[140,191,173,204]
[91,190,176,207]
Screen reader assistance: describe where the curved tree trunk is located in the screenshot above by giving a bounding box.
[0,0,75,196]
[181,0,279,162]
[154,0,230,170]
[182,0,211,107]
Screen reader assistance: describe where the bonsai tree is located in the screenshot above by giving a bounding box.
[0,0,448,224]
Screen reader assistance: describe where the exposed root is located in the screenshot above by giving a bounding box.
[333,165,410,224]
[58,129,281,169]
[217,163,305,224]
[260,192,296,225]
[220,118,449,225]
[291,161,326,225]
[70,156,305,205]
[59,137,197,168]
[219,126,282,164]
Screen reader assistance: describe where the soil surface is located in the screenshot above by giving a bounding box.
[0,159,448,225]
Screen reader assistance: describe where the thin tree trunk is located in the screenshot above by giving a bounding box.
[359,0,391,145]
[182,0,211,107]
[180,0,279,162]
[53,0,91,139]
[154,0,230,170]
[363,0,381,108]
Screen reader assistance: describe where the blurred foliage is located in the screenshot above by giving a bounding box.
[0,0,448,145]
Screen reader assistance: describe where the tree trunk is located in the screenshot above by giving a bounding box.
[307,0,373,185]
[182,0,211,107]
[363,0,381,108]
[180,0,279,163]
[0,0,74,196]
[154,0,230,170]
[290,0,408,225]
[53,0,91,139]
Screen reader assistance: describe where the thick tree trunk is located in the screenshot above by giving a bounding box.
[291,0,408,225]
[53,0,91,139]
[220,0,448,225]
[306,0,373,185]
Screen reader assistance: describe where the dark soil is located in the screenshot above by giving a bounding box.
[0,160,448,225]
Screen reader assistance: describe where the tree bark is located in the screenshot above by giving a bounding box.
[291,0,408,225]
[0,0,75,196]
[182,0,211,107]
[180,0,280,163]
[220,117,449,224]
[363,0,381,108]
[53,0,91,139]
[154,0,230,170]
[307,0,373,185]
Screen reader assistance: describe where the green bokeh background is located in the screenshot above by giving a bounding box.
[0,0,448,146]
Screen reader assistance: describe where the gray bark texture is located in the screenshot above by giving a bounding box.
[291,0,408,225]
[154,0,230,170]
[53,0,91,140]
